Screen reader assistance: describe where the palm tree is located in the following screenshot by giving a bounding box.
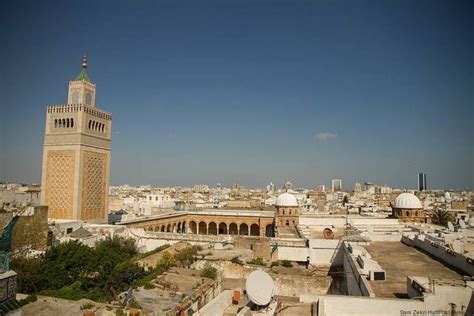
[432,209,452,227]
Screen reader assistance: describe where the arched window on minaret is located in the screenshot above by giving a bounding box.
[54,119,58,128]
[66,118,70,128]
[70,118,74,127]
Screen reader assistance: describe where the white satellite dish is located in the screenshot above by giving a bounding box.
[447,221,455,232]
[245,270,274,306]
[459,219,467,229]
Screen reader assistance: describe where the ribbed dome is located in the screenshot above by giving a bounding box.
[393,193,422,209]
[276,192,298,207]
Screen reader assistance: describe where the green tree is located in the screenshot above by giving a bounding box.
[42,241,93,289]
[343,195,349,206]
[11,256,45,293]
[432,209,452,227]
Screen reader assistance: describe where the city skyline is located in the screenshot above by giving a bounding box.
[2,0,473,190]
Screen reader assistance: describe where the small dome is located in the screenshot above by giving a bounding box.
[393,193,422,209]
[276,192,298,207]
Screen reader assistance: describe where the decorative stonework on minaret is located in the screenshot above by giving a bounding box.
[41,56,112,222]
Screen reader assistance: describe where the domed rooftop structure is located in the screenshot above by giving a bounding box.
[393,193,422,209]
[276,192,298,207]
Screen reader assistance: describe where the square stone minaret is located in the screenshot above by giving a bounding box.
[41,56,112,222]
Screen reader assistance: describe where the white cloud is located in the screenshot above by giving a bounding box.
[314,132,337,141]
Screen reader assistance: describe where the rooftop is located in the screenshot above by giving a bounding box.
[364,242,463,298]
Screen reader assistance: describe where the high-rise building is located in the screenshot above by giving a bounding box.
[41,56,112,222]
[417,173,427,191]
[354,182,362,192]
[332,179,342,192]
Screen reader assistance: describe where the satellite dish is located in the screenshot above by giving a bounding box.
[245,270,274,306]
[459,219,467,229]
[447,221,454,232]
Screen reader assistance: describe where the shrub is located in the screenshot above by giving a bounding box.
[80,302,95,310]
[281,260,292,268]
[115,308,126,316]
[200,264,217,280]
[247,257,265,266]
[17,294,37,307]
[230,256,242,265]
[143,282,155,290]
[270,261,279,267]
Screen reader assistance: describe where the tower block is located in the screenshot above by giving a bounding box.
[41,56,112,222]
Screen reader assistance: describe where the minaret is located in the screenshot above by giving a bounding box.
[41,56,112,222]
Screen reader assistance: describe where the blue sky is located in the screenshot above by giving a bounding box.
[1,0,473,189]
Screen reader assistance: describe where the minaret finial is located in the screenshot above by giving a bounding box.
[81,55,88,69]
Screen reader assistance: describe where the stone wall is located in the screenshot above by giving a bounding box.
[0,206,49,251]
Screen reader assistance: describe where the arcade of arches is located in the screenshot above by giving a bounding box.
[123,213,275,237]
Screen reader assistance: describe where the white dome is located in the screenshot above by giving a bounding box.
[393,193,422,209]
[276,192,298,207]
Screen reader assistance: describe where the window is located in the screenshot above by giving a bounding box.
[85,92,92,105]
[72,91,80,104]
[70,118,74,127]
[66,228,73,234]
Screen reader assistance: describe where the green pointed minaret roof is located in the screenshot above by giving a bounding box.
[75,55,91,82]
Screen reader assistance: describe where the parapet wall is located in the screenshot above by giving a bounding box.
[402,235,474,276]
[341,242,375,297]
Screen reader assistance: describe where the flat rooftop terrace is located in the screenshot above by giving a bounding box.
[364,242,463,298]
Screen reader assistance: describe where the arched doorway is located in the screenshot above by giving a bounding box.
[239,223,249,235]
[250,224,260,236]
[161,226,165,232]
[172,223,176,233]
[265,224,274,237]
[208,222,217,235]
[177,222,182,233]
[218,223,227,235]
[182,222,187,233]
[190,221,197,234]
[166,224,171,232]
[229,223,238,235]
[198,221,207,235]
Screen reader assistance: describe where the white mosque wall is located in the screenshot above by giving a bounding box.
[317,295,428,316]
[277,245,309,262]
[309,239,344,266]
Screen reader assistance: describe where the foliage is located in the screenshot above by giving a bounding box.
[115,308,126,316]
[230,256,242,265]
[133,244,170,261]
[12,237,143,303]
[200,264,217,279]
[128,299,142,309]
[270,261,279,267]
[17,294,37,307]
[280,260,292,268]
[174,245,200,268]
[432,209,453,227]
[143,282,155,290]
[343,195,349,206]
[247,257,265,266]
[80,303,95,310]
[10,256,45,293]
